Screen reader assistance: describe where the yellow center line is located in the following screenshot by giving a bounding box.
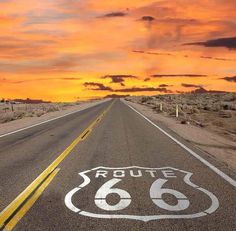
[3,168,60,231]
[0,101,114,230]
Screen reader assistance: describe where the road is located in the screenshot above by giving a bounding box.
[0,99,235,231]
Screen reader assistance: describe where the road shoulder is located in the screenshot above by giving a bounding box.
[123,99,236,172]
[0,99,109,137]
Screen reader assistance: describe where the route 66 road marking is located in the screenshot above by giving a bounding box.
[65,166,219,222]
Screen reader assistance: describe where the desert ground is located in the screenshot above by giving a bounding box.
[125,93,236,171]
[0,99,109,135]
[0,101,82,123]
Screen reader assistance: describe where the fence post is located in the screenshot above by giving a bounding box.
[176,104,179,118]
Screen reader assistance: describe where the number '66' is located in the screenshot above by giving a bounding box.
[94,178,190,211]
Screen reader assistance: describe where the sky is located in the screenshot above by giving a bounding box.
[0,0,236,101]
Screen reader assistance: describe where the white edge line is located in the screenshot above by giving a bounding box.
[123,100,236,188]
[0,100,110,138]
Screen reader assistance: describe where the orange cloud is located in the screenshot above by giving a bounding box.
[0,0,235,101]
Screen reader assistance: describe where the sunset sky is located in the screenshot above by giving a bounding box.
[0,0,236,101]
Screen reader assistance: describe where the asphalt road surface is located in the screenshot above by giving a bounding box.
[0,99,235,231]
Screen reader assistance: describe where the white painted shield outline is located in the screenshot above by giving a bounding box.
[65,166,219,222]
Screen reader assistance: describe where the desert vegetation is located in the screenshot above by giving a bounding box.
[0,100,78,124]
[126,93,236,141]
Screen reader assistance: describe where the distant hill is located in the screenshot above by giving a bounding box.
[104,94,130,98]
[191,87,227,94]
[13,98,51,104]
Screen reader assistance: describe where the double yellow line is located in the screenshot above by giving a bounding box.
[0,101,114,231]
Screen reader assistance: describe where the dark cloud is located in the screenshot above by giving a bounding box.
[83,82,113,91]
[200,56,236,62]
[61,77,81,80]
[132,50,173,56]
[151,74,207,78]
[182,83,202,88]
[84,81,172,93]
[115,87,172,93]
[98,12,127,18]
[146,51,173,56]
[140,16,155,22]
[102,74,137,86]
[133,50,236,62]
[132,50,145,54]
[104,94,130,98]
[159,84,172,87]
[222,76,236,82]
[184,36,236,50]
[144,78,150,82]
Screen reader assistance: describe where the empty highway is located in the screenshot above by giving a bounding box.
[0,99,235,231]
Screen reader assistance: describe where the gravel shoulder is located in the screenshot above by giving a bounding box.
[125,99,236,172]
